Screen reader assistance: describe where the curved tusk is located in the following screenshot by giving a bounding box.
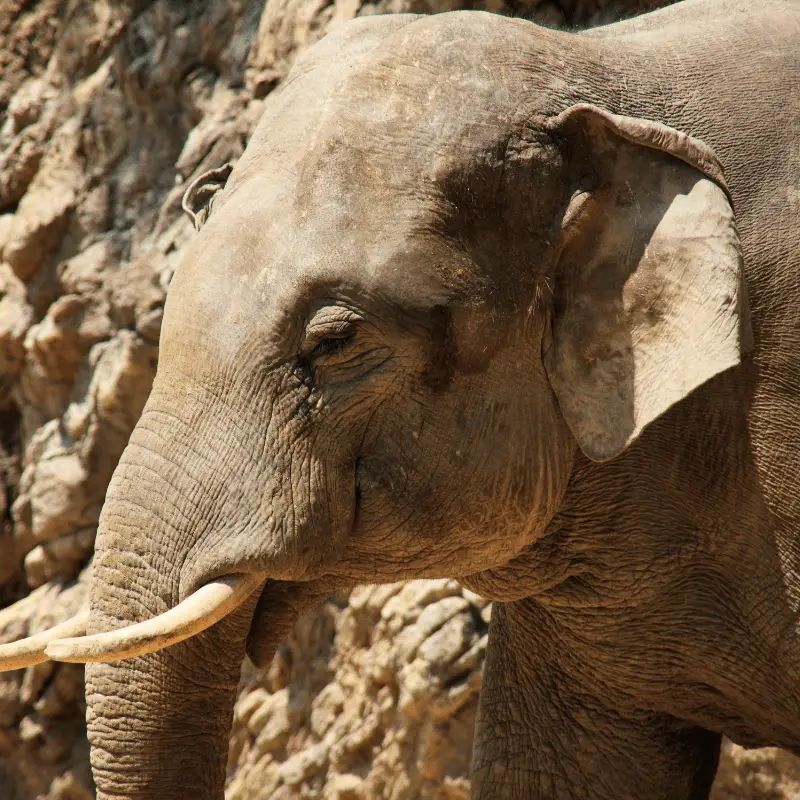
[0,609,90,672]
[45,573,265,664]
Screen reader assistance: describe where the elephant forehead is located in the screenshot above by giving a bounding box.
[159,174,456,379]
[236,10,530,172]
[161,13,552,375]
[229,13,535,218]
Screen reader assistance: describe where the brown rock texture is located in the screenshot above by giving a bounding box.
[228,582,488,800]
[0,0,796,798]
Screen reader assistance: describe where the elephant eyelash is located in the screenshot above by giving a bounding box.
[307,334,354,360]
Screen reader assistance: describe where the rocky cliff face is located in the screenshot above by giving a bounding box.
[0,1,797,798]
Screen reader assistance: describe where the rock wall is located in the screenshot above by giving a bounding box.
[229,582,489,800]
[0,1,797,798]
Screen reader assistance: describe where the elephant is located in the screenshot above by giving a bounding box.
[1,0,799,797]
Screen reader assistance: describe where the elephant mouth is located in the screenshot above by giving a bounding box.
[0,572,266,670]
[0,474,360,672]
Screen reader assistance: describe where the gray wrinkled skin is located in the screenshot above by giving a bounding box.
[83,2,800,798]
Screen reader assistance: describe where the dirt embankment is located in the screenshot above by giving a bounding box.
[0,1,797,798]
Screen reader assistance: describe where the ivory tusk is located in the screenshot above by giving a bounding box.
[45,572,265,663]
[0,609,90,672]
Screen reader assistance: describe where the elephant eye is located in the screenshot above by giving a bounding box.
[299,307,364,368]
[299,317,359,366]
[306,332,355,361]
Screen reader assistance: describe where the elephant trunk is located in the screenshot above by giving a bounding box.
[0,374,337,796]
[85,588,257,799]
[77,410,271,800]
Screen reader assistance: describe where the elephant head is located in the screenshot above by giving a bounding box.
[0,10,746,799]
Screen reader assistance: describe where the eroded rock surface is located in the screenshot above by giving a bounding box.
[0,0,797,798]
[229,581,488,800]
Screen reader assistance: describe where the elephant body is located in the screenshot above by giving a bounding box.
[463,5,800,795]
[8,1,799,798]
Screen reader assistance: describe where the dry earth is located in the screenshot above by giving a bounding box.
[0,0,798,798]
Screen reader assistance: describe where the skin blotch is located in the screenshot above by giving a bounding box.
[420,305,456,392]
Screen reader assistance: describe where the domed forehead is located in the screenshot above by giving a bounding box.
[163,14,546,368]
[301,25,523,180]
[231,12,530,199]
[207,68,514,289]
[185,165,461,322]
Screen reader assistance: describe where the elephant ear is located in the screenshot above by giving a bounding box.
[543,104,750,462]
[181,162,234,231]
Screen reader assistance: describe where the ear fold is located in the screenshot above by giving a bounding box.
[181,163,234,232]
[543,104,749,462]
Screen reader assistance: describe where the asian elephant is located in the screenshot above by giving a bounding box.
[2,0,799,797]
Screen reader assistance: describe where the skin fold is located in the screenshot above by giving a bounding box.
[67,1,800,797]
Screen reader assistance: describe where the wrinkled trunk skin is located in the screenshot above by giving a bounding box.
[84,414,263,800]
[86,594,256,799]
